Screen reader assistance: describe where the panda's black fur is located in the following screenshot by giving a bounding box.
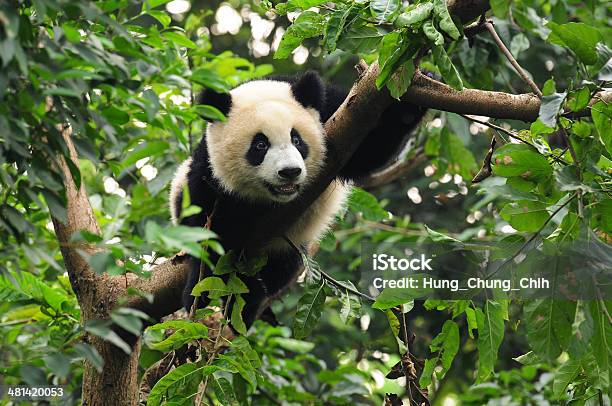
[172,71,426,328]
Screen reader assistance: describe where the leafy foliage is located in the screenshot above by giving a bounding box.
[1,0,611,404]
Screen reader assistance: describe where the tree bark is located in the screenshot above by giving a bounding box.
[81,338,142,406]
[51,126,143,406]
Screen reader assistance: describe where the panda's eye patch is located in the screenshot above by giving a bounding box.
[246,133,269,166]
[291,129,309,159]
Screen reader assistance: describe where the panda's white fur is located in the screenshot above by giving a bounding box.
[169,157,192,225]
[169,78,350,247]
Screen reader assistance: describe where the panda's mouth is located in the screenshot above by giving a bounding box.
[265,182,300,196]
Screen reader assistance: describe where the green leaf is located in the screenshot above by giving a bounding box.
[85,320,131,354]
[293,281,326,339]
[339,285,361,323]
[210,376,239,406]
[547,22,603,65]
[385,309,401,342]
[337,25,386,54]
[542,78,556,96]
[433,0,460,40]
[270,337,315,353]
[476,301,505,381]
[387,61,415,99]
[190,68,230,93]
[513,351,541,365]
[227,274,249,294]
[73,343,103,373]
[163,31,197,49]
[510,33,530,57]
[490,0,510,18]
[121,141,169,168]
[286,0,327,10]
[13,271,68,312]
[553,358,581,399]
[231,295,247,335]
[566,87,591,112]
[423,21,444,46]
[437,129,477,178]
[377,32,408,88]
[491,143,553,181]
[275,11,325,59]
[110,312,143,337]
[589,300,611,391]
[146,222,216,258]
[347,188,389,221]
[370,0,400,23]
[524,299,576,362]
[538,92,567,128]
[145,320,209,352]
[432,45,463,91]
[148,10,171,28]
[419,320,460,387]
[194,105,226,121]
[323,6,353,53]
[465,306,478,338]
[43,354,70,380]
[101,106,130,125]
[373,283,429,310]
[61,23,82,43]
[191,276,231,299]
[592,101,612,154]
[191,68,230,93]
[147,363,217,406]
[394,3,433,27]
[499,200,549,232]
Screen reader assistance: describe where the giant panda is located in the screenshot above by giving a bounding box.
[170,71,426,328]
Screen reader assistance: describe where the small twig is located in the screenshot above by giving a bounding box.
[355,59,369,77]
[464,20,489,38]
[472,136,497,183]
[460,114,570,165]
[197,295,232,405]
[400,312,416,405]
[359,149,427,188]
[559,126,583,216]
[485,21,542,98]
[559,125,580,168]
[283,236,375,302]
[488,193,577,279]
[189,200,219,319]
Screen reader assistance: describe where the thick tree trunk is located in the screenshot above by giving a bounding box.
[82,338,142,406]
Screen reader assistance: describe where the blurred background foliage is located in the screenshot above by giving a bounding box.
[0,0,610,405]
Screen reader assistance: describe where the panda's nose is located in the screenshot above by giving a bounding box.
[278,167,302,180]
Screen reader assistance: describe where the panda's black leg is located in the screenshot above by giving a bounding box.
[227,275,269,328]
[182,255,218,312]
[229,249,303,329]
[338,102,427,181]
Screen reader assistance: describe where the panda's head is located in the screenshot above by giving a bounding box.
[200,72,327,203]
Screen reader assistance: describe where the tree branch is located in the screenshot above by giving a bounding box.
[403,71,610,121]
[359,149,427,188]
[484,21,542,97]
[51,125,100,303]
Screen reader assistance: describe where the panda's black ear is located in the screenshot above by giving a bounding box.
[196,88,232,119]
[291,71,325,113]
